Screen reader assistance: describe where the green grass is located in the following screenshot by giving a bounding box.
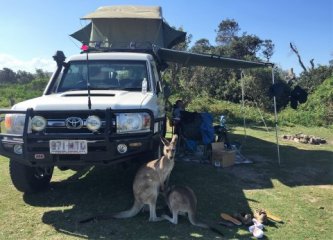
[0,126,332,240]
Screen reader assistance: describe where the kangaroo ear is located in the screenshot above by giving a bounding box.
[160,136,170,146]
[171,134,178,143]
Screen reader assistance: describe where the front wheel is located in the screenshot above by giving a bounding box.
[9,160,53,193]
[145,138,162,161]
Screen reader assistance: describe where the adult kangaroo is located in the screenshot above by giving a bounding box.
[79,134,178,223]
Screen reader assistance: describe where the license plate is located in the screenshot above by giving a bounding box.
[50,140,88,154]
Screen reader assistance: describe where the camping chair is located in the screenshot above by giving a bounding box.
[176,111,215,163]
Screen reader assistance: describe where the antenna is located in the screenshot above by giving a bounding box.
[82,44,92,109]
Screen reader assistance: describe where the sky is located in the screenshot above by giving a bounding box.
[0,0,332,75]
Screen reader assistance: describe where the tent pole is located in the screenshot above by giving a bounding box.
[271,66,281,166]
[241,71,247,148]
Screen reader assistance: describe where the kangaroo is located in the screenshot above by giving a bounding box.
[162,185,224,236]
[79,134,178,223]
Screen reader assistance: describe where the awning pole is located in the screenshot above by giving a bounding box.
[241,71,247,145]
[271,66,281,166]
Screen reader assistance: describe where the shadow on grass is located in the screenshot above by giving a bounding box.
[22,134,332,239]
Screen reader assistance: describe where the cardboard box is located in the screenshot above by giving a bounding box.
[212,142,225,151]
[212,149,236,168]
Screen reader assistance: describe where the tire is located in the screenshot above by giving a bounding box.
[146,138,162,161]
[153,141,163,159]
[162,116,167,137]
[9,160,53,193]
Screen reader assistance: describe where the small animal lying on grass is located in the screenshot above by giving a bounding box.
[79,135,178,223]
[162,185,224,236]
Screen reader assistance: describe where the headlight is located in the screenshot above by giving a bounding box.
[116,113,151,134]
[86,115,101,132]
[31,116,47,132]
[4,114,26,135]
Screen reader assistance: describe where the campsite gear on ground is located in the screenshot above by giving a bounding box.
[233,213,253,225]
[218,219,235,227]
[232,143,253,164]
[220,213,242,226]
[266,211,283,223]
[212,144,236,168]
[220,115,226,127]
[175,111,214,163]
[254,209,268,224]
[214,115,231,147]
[249,218,264,239]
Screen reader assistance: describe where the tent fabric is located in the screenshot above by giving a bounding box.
[70,23,92,44]
[155,47,271,69]
[70,5,186,49]
[82,5,162,19]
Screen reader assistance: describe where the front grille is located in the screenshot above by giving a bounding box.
[32,111,114,135]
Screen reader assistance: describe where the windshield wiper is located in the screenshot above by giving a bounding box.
[121,87,141,91]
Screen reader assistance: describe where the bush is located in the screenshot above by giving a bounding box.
[279,76,333,127]
[298,65,333,94]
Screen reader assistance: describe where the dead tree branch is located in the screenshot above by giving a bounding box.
[310,58,315,70]
[290,42,308,73]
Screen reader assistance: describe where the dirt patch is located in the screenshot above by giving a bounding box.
[228,155,273,189]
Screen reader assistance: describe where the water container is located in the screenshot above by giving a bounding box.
[142,78,147,94]
[220,115,226,127]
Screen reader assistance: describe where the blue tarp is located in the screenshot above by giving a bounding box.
[200,112,215,144]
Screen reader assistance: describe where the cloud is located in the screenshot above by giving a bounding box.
[0,53,56,73]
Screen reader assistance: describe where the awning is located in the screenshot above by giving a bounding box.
[155,47,272,69]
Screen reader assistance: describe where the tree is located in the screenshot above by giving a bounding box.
[215,19,240,46]
[164,28,192,92]
[35,69,49,79]
[0,68,17,84]
[191,38,213,54]
[262,39,275,62]
[16,70,34,84]
[290,42,307,73]
[298,65,333,93]
[243,68,289,111]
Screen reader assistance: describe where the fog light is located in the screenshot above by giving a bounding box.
[117,144,128,154]
[31,116,47,132]
[86,115,101,132]
[13,144,23,155]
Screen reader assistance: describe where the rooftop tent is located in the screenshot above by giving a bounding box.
[70,6,186,49]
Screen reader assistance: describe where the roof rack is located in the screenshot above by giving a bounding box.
[80,41,156,54]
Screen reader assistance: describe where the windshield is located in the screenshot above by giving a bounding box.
[54,60,149,93]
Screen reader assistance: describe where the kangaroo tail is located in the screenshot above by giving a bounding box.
[188,213,209,228]
[188,213,224,236]
[112,200,143,219]
[79,200,143,224]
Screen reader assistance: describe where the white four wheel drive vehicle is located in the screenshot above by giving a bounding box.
[0,5,186,193]
[0,50,169,193]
